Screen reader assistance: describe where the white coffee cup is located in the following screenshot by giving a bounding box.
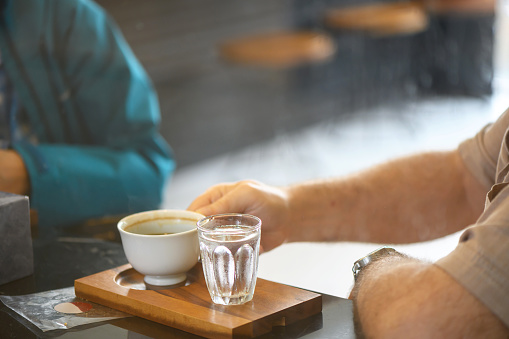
[117,209,204,286]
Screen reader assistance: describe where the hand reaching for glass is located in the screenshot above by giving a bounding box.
[188,180,291,252]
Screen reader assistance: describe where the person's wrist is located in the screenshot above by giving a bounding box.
[349,248,409,300]
[353,247,403,281]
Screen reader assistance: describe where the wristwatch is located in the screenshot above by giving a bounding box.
[352,247,397,281]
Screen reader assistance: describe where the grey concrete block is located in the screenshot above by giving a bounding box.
[0,192,33,285]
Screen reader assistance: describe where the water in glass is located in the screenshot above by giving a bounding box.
[199,225,260,305]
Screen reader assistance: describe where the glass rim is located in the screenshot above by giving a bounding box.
[196,213,262,231]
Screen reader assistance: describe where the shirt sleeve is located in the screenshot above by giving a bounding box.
[436,107,509,328]
[457,108,509,190]
[435,183,509,328]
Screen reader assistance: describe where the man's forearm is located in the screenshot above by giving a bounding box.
[349,254,509,338]
[286,150,486,244]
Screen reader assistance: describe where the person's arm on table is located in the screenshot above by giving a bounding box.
[0,149,29,195]
[189,149,486,251]
[348,253,509,338]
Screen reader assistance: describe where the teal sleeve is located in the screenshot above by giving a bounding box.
[15,136,175,227]
[13,0,176,227]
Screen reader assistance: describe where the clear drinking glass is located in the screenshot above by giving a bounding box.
[197,214,261,305]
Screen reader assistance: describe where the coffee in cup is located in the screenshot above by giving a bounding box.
[117,209,204,286]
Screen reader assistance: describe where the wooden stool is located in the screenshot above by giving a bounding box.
[425,0,496,14]
[324,1,429,36]
[219,31,336,68]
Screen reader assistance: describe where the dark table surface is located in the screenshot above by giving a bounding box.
[0,220,355,338]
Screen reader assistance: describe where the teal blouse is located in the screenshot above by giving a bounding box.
[0,0,175,227]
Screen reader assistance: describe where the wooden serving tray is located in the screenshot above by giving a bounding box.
[74,263,322,338]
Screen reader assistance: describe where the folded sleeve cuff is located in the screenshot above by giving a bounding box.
[436,223,509,328]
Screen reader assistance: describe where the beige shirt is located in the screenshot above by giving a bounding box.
[436,108,509,327]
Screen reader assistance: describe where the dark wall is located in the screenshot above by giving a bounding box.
[95,0,494,167]
[95,0,297,167]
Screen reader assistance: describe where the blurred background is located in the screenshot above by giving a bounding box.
[97,0,506,166]
[96,0,509,297]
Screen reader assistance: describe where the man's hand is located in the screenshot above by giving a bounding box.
[188,180,291,252]
[350,254,509,338]
[0,149,30,195]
